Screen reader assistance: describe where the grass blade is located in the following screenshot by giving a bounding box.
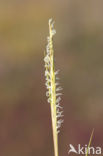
[85,129,94,156]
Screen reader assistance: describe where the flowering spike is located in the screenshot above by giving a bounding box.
[44,19,63,156]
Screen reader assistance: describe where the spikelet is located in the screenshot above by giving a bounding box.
[44,19,63,156]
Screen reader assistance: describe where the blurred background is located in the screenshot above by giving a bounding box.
[0,0,103,155]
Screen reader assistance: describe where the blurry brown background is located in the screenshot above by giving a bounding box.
[0,0,103,156]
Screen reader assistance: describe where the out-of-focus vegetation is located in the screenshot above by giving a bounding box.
[0,0,103,156]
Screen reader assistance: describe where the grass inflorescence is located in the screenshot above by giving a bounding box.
[44,19,63,156]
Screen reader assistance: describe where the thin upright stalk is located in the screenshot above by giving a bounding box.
[49,21,58,156]
[44,19,63,156]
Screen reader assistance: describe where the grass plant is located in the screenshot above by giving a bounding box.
[44,19,63,156]
[44,19,94,156]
